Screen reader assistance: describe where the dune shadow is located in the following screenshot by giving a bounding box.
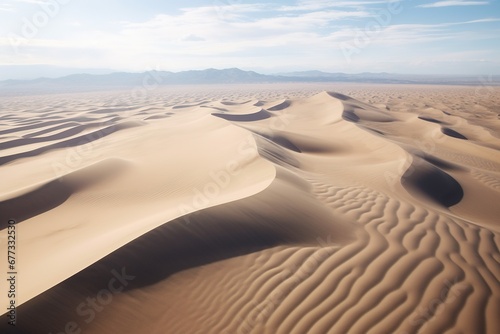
[22,122,81,138]
[220,100,251,106]
[254,135,301,168]
[144,115,171,120]
[442,127,468,140]
[418,116,444,124]
[0,124,100,150]
[0,120,65,136]
[0,159,130,228]
[172,101,210,109]
[365,127,385,135]
[201,105,228,112]
[342,110,360,123]
[402,159,464,207]
[267,100,291,111]
[417,153,467,172]
[212,109,272,122]
[0,181,72,228]
[326,92,351,101]
[89,107,136,114]
[0,122,142,166]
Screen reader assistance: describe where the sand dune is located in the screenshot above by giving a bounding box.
[0,84,499,333]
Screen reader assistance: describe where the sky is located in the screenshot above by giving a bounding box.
[0,0,499,77]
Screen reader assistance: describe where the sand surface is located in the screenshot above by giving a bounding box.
[0,83,499,333]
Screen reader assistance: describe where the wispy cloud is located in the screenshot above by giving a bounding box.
[417,0,489,8]
[0,3,15,11]
[411,18,500,27]
[331,18,500,49]
[182,34,206,42]
[279,0,389,11]
[10,0,48,3]
[458,18,500,24]
[0,0,48,11]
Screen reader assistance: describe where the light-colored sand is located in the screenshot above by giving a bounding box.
[0,84,499,334]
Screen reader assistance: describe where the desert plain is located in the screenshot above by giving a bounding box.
[0,83,499,333]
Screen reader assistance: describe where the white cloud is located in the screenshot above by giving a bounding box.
[122,5,371,46]
[9,0,48,4]
[279,0,389,11]
[328,18,500,52]
[182,34,205,42]
[417,1,489,8]
[0,3,15,11]
[1,1,498,74]
[442,18,500,26]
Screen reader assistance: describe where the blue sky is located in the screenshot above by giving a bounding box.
[0,0,499,76]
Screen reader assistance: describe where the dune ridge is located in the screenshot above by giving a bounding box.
[0,84,499,333]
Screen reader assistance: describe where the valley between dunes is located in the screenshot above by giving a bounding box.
[0,84,499,333]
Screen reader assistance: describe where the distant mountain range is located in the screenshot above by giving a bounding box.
[1,68,499,94]
[0,65,116,81]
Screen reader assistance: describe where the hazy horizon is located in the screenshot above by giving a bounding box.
[3,64,500,82]
[1,0,500,80]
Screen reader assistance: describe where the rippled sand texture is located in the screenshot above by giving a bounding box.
[0,84,499,334]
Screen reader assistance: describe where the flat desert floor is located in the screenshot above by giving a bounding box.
[0,83,499,334]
